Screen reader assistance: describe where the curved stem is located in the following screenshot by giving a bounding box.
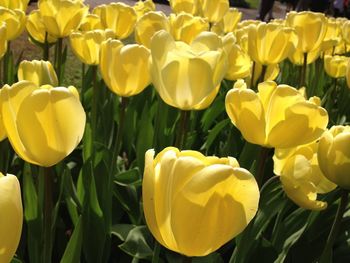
[260,175,280,193]
[319,189,349,263]
[175,110,189,149]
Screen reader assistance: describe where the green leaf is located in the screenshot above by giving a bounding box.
[60,216,83,263]
[201,119,230,152]
[111,224,136,241]
[114,168,141,187]
[119,226,153,260]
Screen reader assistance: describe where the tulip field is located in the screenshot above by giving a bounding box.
[1,0,350,262]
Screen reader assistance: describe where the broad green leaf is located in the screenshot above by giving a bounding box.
[60,216,83,263]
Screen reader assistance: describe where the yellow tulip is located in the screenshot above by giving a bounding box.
[79,14,104,31]
[288,48,320,66]
[225,80,328,148]
[133,0,156,18]
[342,20,350,45]
[143,147,259,256]
[150,30,227,110]
[199,0,229,23]
[39,0,88,38]
[212,8,242,35]
[18,60,58,86]
[169,0,199,15]
[169,12,209,44]
[0,7,25,41]
[0,81,86,167]
[318,125,350,189]
[222,33,251,80]
[0,0,29,11]
[70,29,114,65]
[0,22,7,59]
[100,39,151,97]
[26,10,57,44]
[274,141,336,210]
[0,173,22,263]
[247,23,297,65]
[286,11,327,54]
[134,11,170,49]
[98,2,137,39]
[324,55,349,78]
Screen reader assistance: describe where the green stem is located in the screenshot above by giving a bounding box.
[151,241,161,263]
[42,166,54,263]
[43,33,49,61]
[182,256,192,263]
[319,190,349,263]
[81,63,86,105]
[55,38,63,85]
[299,52,308,88]
[175,110,189,149]
[258,64,268,84]
[256,147,270,187]
[90,65,98,154]
[112,97,128,160]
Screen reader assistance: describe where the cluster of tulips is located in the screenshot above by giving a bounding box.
[0,0,350,262]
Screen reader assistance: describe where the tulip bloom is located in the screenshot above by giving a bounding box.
[0,0,29,11]
[274,141,336,210]
[0,173,23,263]
[100,39,151,97]
[212,8,242,35]
[0,7,26,41]
[98,3,137,39]
[318,125,350,189]
[38,0,88,38]
[324,55,349,78]
[247,23,297,65]
[26,10,57,44]
[18,60,58,86]
[169,13,208,44]
[150,30,227,110]
[143,147,259,256]
[286,11,327,54]
[0,81,86,167]
[79,14,103,31]
[134,11,170,49]
[70,29,114,65]
[225,80,328,148]
[222,33,251,80]
[169,0,199,15]
[133,0,155,18]
[250,63,280,87]
[199,0,229,23]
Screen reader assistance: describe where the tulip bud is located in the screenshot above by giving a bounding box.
[133,0,156,18]
[150,30,228,110]
[274,141,336,210]
[222,33,251,80]
[225,80,329,148]
[18,60,58,86]
[169,0,199,15]
[0,0,29,11]
[143,147,259,256]
[70,29,114,65]
[98,2,137,39]
[100,39,151,97]
[79,14,104,31]
[134,11,170,48]
[169,12,208,44]
[0,81,86,167]
[199,0,229,23]
[286,11,327,54]
[324,55,349,78]
[26,10,57,44]
[0,173,23,263]
[318,125,350,189]
[39,0,88,38]
[0,7,26,40]
[247,23,297,65]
